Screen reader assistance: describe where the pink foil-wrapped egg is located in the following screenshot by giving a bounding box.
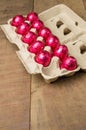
[38,27,51,40]
[53,45,68,61]
[28,40,44,54]
[26,12,38,23]
[60,56,77,70]
[11,15,25,27]
[21,31,37,45]
[46,35,60,50]
[35,50,51,67]
[16,22,30,35]
[32,20,44,32]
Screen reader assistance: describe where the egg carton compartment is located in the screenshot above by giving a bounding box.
[1,4,86,83]
[17,49,80,83]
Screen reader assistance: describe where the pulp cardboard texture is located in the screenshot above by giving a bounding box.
[1,4,86,83]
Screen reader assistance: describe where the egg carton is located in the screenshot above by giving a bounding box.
[1,4,86,83]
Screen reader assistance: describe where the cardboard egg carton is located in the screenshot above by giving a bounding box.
[1,4,86,83]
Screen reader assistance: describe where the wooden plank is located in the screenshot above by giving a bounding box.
[31,0,86,130]
[0,0,34,24]
[83,0,86,10]
[0,0,33,130]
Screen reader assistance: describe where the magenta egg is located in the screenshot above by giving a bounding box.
[28,40,45,54]
[16,22,30,35]
[32,20,44,31]
[53,45,68,61]
[60,56,77,70]
[26,12,38,23]
[11,15,25,27]
[46,35,60,50]
[22,31,37,45]
[35,50,51,67]
[38,27,51,40]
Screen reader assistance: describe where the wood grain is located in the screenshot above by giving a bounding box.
[0,0,33,130]
[31,0,86,130]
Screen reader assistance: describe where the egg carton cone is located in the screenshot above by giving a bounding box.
[1,4,86,83]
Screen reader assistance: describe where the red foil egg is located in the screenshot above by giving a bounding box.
[35,50,51,67]
[26,12,38,23]
[60,56,77,70]
[28,40,44,54]
[46,35,60,50]
[32,20,44,32]
[38,27,51,40]
[53,45,68,61]
[11,15,25,27]
[22,31,37,45]
[16,22,30,35]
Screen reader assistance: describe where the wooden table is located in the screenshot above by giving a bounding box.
[0,0,86,130]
